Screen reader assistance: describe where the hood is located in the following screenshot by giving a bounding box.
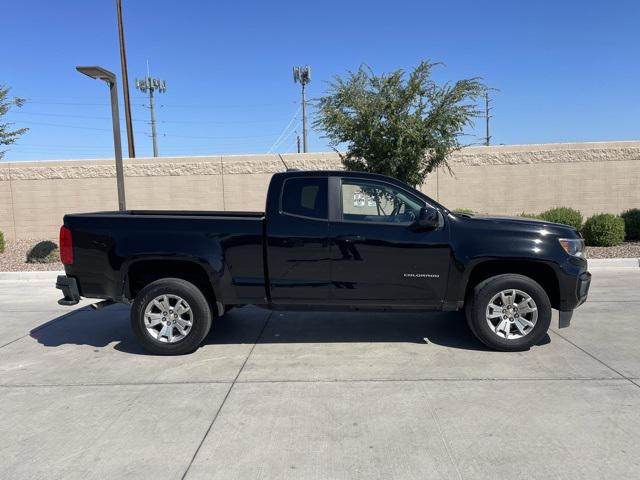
[455,213,579,236]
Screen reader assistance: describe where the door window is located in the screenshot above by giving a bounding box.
[281,177,328,220]
[340,179,423,224]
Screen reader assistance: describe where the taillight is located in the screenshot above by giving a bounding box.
[59,226,74,265]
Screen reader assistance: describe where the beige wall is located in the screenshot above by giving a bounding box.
[1,142,639,240]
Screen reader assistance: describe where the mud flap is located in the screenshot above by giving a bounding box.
[559,310,573,328]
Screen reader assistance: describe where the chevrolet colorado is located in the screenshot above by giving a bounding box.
[56,170,591,354]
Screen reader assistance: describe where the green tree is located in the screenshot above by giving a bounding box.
[314,61,485,186]
[1,85,28,160]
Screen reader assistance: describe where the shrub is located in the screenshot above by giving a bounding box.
[26,240,60,264]
[453,208,475,215]
[582,214,625,247]
[539,207,583,230]
[520,212,541,220]
[621,208,640,240]
[0,230,4,254]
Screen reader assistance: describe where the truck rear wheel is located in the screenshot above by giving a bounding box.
[131,278,212,355]
[466,274,551,351]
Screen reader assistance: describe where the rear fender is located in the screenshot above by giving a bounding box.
[122,256,226,315]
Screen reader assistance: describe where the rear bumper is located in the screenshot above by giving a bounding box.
[56,275,81,306]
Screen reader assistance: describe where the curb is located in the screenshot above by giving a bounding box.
[588,258,639,269]
[0,270,64,281]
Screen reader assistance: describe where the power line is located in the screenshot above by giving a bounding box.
[9,111,147,123]
[23,99,297,109]
[10,143,113,150]
[16,120,284,143]
[274,127,299,153]
[155,132,281,140]
[10,138,276,154]
[267,107,301,153]
[20,94,107,99]
[159,118,290,125]
[8,110,292,125]
[23,94,297,107]
[22,101,112,106]
[16,120,113,131]
[131,100,297,109]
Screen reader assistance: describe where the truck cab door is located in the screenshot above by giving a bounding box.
[265,175,330,304]
[328,176,450,308]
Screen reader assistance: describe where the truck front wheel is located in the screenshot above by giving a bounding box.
[465,274,551,351]
[131,278,213,355]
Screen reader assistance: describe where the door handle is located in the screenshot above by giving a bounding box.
[336,235,365,243]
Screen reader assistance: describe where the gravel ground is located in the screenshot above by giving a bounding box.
[0,239,63,272]
[0,238,639,272]
[586,241,640,259]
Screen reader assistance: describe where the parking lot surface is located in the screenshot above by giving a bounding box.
[1,264,639,479]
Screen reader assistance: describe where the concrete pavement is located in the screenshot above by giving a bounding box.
[0,265,639,479]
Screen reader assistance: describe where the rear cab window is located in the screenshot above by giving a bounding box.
[280,177,328,220]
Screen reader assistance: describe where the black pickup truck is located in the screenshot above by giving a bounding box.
[56,170,591,354]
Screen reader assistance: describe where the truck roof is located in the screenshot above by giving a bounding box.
[272,170,447,211]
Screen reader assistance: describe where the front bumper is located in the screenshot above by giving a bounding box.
[56,275,81,306]
[558,270,591,328]
[576,271,591,307]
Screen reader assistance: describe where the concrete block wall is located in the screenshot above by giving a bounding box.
[430,142,640,216]
[0,163,15,239]
[0,141,638,240]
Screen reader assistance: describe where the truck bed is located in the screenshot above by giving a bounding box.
[63,210,267,305]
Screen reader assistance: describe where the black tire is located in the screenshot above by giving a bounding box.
[131,278,213,355]
[466,274,551,351]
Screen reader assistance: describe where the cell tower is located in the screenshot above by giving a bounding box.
[135,68,166,157]
[293,66,311,153]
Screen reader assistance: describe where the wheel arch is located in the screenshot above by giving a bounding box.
[123,257,223,315]
[463,259,561,309]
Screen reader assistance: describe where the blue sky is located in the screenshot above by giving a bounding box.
[3,0,639,161]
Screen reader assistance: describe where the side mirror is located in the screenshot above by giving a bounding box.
[415,206,440,230]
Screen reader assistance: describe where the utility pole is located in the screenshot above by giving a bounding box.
[297,135,301,153]
[135,65,166,157]
[484,92,490,146]
[115,0,135,158]
[483,88,499,146]
[293,66,311,152]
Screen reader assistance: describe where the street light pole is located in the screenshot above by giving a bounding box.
[116,0,135,158]
[108,81,127,210]
[76,66,127,211]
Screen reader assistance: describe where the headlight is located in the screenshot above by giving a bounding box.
[559,238,585,257]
